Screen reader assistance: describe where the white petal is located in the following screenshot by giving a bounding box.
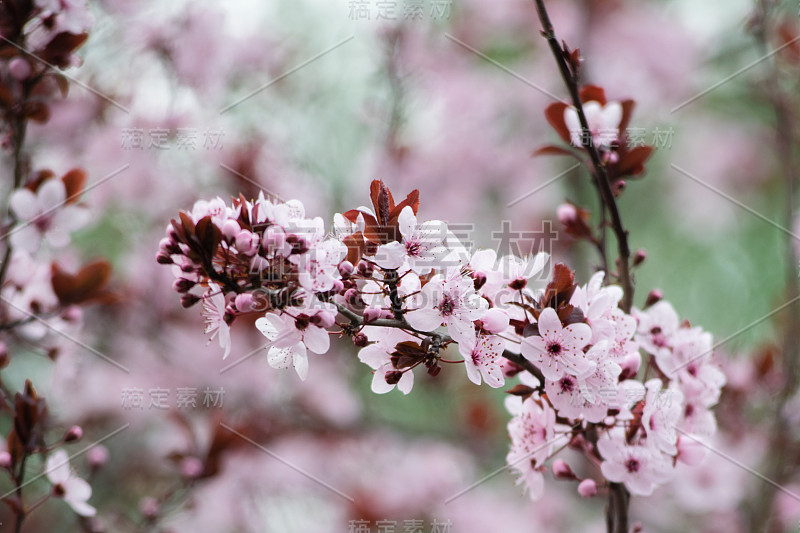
[405,307,442,332]
[46,450,70,484]
[9,188,38,221]
[37,179,67,212]
[397,205,416,238]
[303,325,330,354]
[292,343,309,380]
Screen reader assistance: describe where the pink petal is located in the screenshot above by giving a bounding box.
[562,322,592,351]
[9,188,38,221]
[536,308,562,339]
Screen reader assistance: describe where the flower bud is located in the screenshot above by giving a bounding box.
[557,202,593,239]
[676,437,706,466]
[61,305,83,323]
[139,497,160,519]
[0,342,8,369]
[235,230,259,255]
[338,261,354,277]
[234,293,254,312]
[633,249,647,266]
[221,219,241,241]
[385,370,403,385]
[156,251,173,265]
[64,426,83,442]
[645,289,663,308]
[344,288,364,308]
[356,261,374,277]
[353,333,369,347]
[331,279,345,293]
[9,58,31,80]
[552,459,576,479]
[480,308,509,334]
[0,451,11,469]
[619,351,642,380]
[286,234,309,255]
[311,310,336,329]
[181,294,201,308]
[88,445,109,469]
[578,478,597,498]
[262,227,286,252]
[173,278,195,293]
[180,456,204,479]
[362,306,383,324]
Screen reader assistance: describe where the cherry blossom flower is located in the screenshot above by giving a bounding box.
[641,379,683,455]
[9,179,89,253]
[200,283,231,359]
[506,391,562,500]
[634,300,680,358]
[564,100,622,148]
[46,450,96,517]
[520,307,594,381]
[405,272,488,342]
[458,333,505,387]
[374,206,450,273]
[358,327,416,394]
[597,432,672,496]
[255,305,334,381]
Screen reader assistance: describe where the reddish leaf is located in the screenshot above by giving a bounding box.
[532,144,577,158]
[540,263,576,309]
[618,99,636,134]
[61,168,87,203]
[579,85,606,105]
[613,146,654,178]
[389,189,420,218]
[544,102,571,144]
[51,260,116,305]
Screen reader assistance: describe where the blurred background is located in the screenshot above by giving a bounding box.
[1,0,799,531]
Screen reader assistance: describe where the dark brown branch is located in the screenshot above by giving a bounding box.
[533,0,633,314]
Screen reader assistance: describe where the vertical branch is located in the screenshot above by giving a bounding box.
[533,0,634,314]
[532,1,633,531]
[746,2,800,530]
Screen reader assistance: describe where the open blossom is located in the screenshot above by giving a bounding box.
[255,303,334,381]
[358,327,416,394]
[200,283,231,359]
[458,332,505,388]
[46,449,96,517]
[374,206,450,273]
[9,179,89,253]
[597,432,673,496]
[641,379,683,455]
[634,300,680,357]
[506,390,562,500]
[520,307,594,381]
[564,100,622,148]
[405,271,488,342]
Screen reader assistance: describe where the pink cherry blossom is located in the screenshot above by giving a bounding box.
[564,100,622,148]
[357,327,416,394]
[458,333,505,388]
[597,432,672,496]
[405,272,488,342]
[46,449,96,517]
[520,307,594,381]
[200,283,232,359]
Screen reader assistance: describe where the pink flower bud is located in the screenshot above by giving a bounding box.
[9,58,31,80]
[0,451,11,469]
[139,497,159,519]
[353,333,369,347]
[552,459,576,479]
[508,277,527,290]
[578,479,597,498]
[645,289,663,308]
[64,426,83,442]
[88,445,109,469]
[234,293,254,312]
[344,288,363,307]
[180,456,204,479]
[472,271,487,290]
[480,308,509,334]
[676,437,706,466]
[262,227,286,252]
[61,305,83,323]
[338,261,354,277]
[312,310,336,329]
[0,342,7,369]
[221,219,241,241]
[363,306,383,324]
[235,230,259,255]
[331,279,345,293]
[356,261,374,277]
[619,351,641,380]
[633,248,647,266]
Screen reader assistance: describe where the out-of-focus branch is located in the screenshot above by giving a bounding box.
[746,2,800,530]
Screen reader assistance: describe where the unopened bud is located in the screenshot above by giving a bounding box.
[311,310,336,329]
[221,219,241,241]
[234,293,254,312]
[64,425,83,442]
[619,351,642,380]
[286,234,309,255]
[557,202,593,239]
[578,478,597,498]
[344,288,364,308]
[356,261,374,277]
[0,342,8,369]
[353,333,369,347]
[645,289,663,308]
[139,497,160,519]
[338,261,354,277]
[9,58,31,80]
[88,445,109,469]
[480,308,509,334]
[0,451,11,469]
[181,294,201,308]
[173,278,196,293]
[331,279,345,293]
[180,456,204,479]
[385,370,403,385]
[633,249,647,266]
[235,230,259,255]
[156,251,173,265]
[552,459,576,479]
[362,307,383,324]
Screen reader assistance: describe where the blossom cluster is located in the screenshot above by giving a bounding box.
[159,180,724,501]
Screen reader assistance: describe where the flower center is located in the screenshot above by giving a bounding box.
[624,458,640,473]
[559,376,574,393]
[547,342,562,356]
[406,241,422,257]
[439,294,456,316]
